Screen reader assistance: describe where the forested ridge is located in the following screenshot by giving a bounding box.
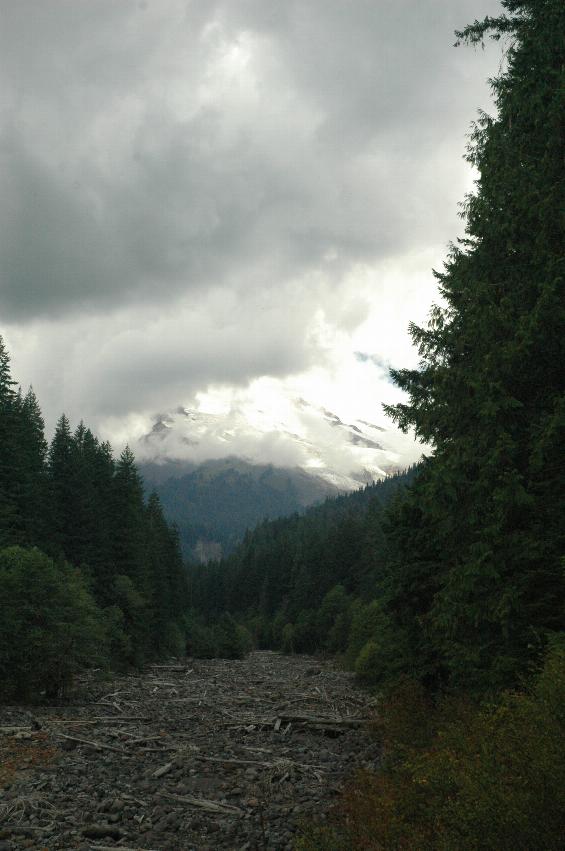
[188,468,419,667]
[140,457,341,561]
[0,341,190,699]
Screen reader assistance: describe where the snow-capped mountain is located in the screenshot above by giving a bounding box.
[136,396,422,561]
[138,396,420,491]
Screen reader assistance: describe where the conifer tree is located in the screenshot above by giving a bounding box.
[384,0,564,689]
[48,414,75,558]
[145,491,174,648]
[18,388,50,549]
[86,435,116,600]
[0,337,20,547]
[112,446,148,591]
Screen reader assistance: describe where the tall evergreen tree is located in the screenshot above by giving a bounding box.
[145,491,174,648]
[64,422,106,571]
[0,337,19,547]
[18,388,50,549]
[384,0,564,689]
[112,446,147,591]
[0,344,46,549]
[86,435,116,599]
[48,414,75,559]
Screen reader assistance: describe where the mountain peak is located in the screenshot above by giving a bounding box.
[137,396,419,489]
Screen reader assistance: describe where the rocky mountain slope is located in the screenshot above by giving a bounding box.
[137,398,421,561]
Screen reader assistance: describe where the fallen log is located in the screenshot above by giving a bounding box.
[0,725,32,734]
[88,846,159,851]
[152,761,174,778]
[159,790,243,816]
[148,665,189,672]
[277,712,368,728]
[88,847,159,851]
[124,734,164,745]
[82,825,124,840]
[0,826,46,838]
[194,753,326,772]
[50,716,149,724]
[55,733,129,754]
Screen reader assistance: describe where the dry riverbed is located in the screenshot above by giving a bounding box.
[0,651,378,850]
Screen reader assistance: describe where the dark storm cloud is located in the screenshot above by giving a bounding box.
[0,0,501,322]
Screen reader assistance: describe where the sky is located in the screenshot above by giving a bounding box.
[1,0,503,470]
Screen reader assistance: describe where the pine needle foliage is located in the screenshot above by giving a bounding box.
[383,0,564,690]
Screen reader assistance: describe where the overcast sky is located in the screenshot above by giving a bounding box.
[1,0,502,465]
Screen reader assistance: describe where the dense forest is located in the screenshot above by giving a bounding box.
[188,469,419,666]
[140,457,340,561]
[0,340,190,699]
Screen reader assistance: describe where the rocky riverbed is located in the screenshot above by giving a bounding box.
[0,651,378,850]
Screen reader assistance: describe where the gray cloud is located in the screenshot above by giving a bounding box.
[1,0,501,322]
[1,0,502,455]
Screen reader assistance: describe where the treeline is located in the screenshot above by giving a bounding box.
[188,469,418,673]
[140,458,339,561]
[0,339,189,700]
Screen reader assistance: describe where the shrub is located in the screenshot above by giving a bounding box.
[102,604,132,670]
[317,586,351,652]
[293,609,319,653]
[302,646,565,850]
[345,600,385,668]
[215,612,247,659]
[371,675,437,757]
[295,825,349,851]
[326,611,351,655]
[281,622,295,653]
[346,599,408,685]
[236,623,253,655]
[354,640,381,686]
[0,547,106,700]
[186,617,218,658]
[245,613,271,648]
[110,574,147,666]
[161,620,186,656]
[271,610,288,648]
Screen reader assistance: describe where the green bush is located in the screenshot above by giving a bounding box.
[271,610,288,648]
[186,617,218,658]
[0,547,106,700]
[281,622,295,653]
[295,825,348,851]
[162,620,186,656]
[245,613,271,648]
[317,585,351,652]
[346,599,407,682]
[302,646,565,850]
[102,604,132,670]
[354,640,380,685]
[424,678,565,849]
[111,574,148,666]
[326,610,351,655]
[345,600,382,667]
[215,612,247,659]
[293,609,319,653]
[236,623,253,655]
